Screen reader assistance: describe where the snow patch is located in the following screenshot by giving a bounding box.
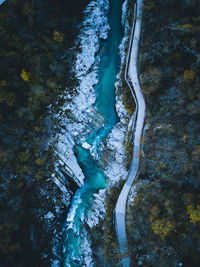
[44,211,55,220]
[61,1,111,263]
[87,189,106,228]
[86,0,132,228]
[54,0,110,192]
[127,183,138,206]
[81,229,94,267]
[102,0,132,185]
[60,0,109,144]
[55,133,85,186]
[82,142,91,150]
[103,124,128,184]
[66,190,82,233]
[51,260,60,267]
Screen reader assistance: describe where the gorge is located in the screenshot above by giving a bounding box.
[62,0,124,265]
[1,0,200,266]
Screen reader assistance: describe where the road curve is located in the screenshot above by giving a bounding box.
[114,0,145,266]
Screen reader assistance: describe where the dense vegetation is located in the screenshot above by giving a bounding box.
[90,182,123,267]
[127,0,200,266]
[0,0,89,266]
[2,0,199,266]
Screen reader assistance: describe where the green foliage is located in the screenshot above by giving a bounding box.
[17,152,31,162]
[35,170,43,181]
[141,67,162,96]
[152,218,175,239]
[35,157,46,166]
[20,69,30,82]
[187,204,200,225]
[184,69,196,83]
[53,30,64,42]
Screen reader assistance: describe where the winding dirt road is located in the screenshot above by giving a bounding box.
[114,0,145,266]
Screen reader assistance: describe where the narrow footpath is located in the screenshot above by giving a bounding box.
[114,0,145,266]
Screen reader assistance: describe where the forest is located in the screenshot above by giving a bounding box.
[127,0,200,266]
[0,0,89,266]
[89,0,200,266]
[1,0,199,266]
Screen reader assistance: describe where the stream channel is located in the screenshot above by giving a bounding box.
[63,0,123,265]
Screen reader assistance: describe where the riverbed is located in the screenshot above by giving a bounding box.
[63,0,123,266]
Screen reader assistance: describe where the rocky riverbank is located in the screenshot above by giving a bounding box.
[0,0,136,265]
[86,0,135,229]
[0,0,93,266]
[87,0,137,265]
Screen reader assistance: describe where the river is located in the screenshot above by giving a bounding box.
[63,0,123,265]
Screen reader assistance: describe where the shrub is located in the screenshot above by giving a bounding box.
[152,218,175,239]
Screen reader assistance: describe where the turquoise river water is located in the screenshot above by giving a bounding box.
[63,0,123,265]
